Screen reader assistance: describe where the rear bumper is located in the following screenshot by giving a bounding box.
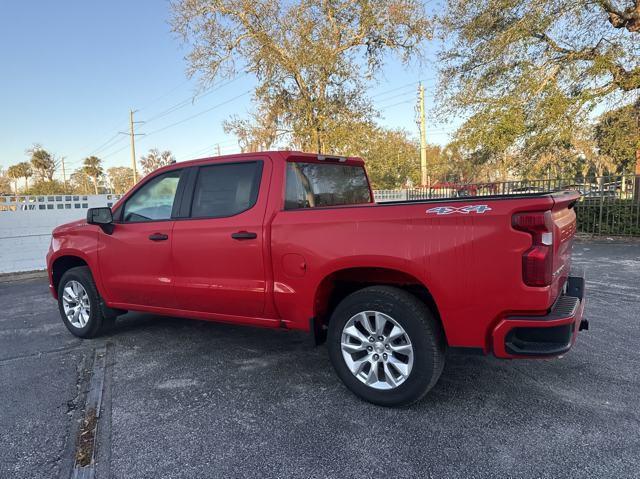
[492,274,586,358]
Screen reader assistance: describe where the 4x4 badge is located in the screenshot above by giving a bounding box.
[426,205,492,215]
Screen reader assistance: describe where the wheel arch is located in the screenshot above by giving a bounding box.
[51,255,90,295]
[312,266,445,345]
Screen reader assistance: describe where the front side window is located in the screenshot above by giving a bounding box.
[191,161,262,218]
[285,162,371,209]
[122,170,181,222]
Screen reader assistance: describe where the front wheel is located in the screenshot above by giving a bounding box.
[327,286,445,407]
[57,266,115,338]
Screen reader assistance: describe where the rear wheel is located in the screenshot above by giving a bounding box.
[327,286,445,407]
[57,266,115,338]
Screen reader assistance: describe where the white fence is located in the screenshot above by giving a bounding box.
[372,189,408,202]
[0,191,400,275]
[0,195,122,274]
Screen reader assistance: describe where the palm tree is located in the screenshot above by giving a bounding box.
[82,156,104,195]
[6,162,32,193]
[7,165,21,194]
[17,162,33,190]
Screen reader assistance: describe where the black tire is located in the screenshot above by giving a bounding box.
[327,286,445,407]
[57,266,115,338]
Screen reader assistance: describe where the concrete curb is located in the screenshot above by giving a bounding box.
[0,270,48,283]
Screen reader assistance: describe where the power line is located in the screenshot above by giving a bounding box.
[144,75,247,125]
[66,75,247,166]
[63,134,129,170]
[183,139,239,160]
[99,142,131,161]
[184,141,233,159]
[137,78,192,113]
[375,90,435,108]
[101,91,251,161]
[371,83,419,100]
[378,99,415,109]
[144,91,252,138]
[88,133,127,157]
[96,78,247,161]
[374,90,416,104]
[370,78,437,99]
[64,119,129,163]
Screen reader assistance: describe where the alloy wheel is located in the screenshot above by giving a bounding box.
[340,311,414,390]
[62,280,91,328]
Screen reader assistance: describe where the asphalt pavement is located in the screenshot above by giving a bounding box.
[1,240,639,479]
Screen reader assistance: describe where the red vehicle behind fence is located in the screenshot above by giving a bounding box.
[47,151,587,406]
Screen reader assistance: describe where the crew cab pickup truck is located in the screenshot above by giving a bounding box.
[47,151,587,406]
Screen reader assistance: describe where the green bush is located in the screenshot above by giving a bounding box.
[575,200,640,235]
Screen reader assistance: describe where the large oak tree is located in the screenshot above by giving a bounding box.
[438,0,639,175]
[171,0,431,153]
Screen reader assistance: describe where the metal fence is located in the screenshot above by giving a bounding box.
[374,175,640,236]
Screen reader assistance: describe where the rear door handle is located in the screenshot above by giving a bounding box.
[231,231,257,240]
[148,233,169,241]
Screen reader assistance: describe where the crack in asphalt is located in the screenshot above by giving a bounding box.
[0,344,90,365]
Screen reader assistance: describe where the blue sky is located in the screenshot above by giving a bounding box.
[0,0,454,178]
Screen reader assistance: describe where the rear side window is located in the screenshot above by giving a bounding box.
[191,161,262,218]
[285,162,371,209]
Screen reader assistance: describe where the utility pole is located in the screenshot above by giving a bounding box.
[61,157,67,193]
[120,110,145,185]
[216,143,221,156]
[129,110,138,184]
[419,83,428,187]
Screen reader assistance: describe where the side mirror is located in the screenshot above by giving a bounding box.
[87,207,114,234]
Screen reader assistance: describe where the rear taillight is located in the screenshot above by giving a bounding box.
[512,211,554,287]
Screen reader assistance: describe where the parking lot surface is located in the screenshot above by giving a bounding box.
[1,240,639,479]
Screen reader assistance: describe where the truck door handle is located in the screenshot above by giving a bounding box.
[148,233,169,241]
[231,231,257,240]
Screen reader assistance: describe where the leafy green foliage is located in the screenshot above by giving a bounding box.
[576,200,640,235]
[0,169,12,195]
[24,179,67,195]
[438,0,639,173]
[349,127,421,189]
[172,0,431,153]
[28,145,58,181]
[351,128,444,189]
[107,167,134,194]
[70,169,94,195]
[594,100,640,173]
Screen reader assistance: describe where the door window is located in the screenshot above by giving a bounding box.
[190,162,262,218]
[122,170,182,222]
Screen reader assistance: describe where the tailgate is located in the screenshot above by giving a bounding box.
[549,192,579,302]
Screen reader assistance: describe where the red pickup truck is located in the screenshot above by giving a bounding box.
[47,151,586,406]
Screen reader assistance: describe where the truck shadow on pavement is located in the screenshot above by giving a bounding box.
[105,311,596,413]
